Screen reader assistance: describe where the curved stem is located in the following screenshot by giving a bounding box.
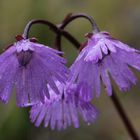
[22,19,59,39]
[58,13,100,33]
[22,19,79,48]
[54,13,100,51]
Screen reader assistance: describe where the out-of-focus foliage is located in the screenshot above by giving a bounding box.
[0,0,140,140]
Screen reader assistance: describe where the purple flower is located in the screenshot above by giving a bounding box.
[70,31,140,100]
[30,81,98,130]
[0,36,68,107]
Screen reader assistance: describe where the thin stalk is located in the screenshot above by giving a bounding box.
[111,89,139,140]
[22,19,79,48]
[22,19,59,39]
[54,34,61,51]
[58,13,100,33]
[54,12,100,51]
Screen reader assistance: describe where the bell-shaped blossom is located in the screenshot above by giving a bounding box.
[70,31,140,100]
[0,36,68,107]
[30,81,98,130]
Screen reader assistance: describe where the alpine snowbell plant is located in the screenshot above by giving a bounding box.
[0,13,139,139]
[0,35,68,107]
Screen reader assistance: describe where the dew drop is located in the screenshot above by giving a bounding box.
[87,122,91,126]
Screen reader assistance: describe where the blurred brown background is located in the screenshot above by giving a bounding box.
[0,0,140,140]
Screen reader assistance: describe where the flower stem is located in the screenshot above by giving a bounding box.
[58,13,100,33]
[54,12,100,51]
[22,19,79,48]
[54,34,61,51]
[22,19,59,39]
[111,89,139,140]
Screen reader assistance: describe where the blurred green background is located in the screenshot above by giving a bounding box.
[0,0,140,140]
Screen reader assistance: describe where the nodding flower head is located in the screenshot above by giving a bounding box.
[30,81,98,130]
[70,31,140,100]
[0,35,69,107]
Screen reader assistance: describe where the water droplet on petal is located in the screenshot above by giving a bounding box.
[87,122,91,126]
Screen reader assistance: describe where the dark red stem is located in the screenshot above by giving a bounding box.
[58,13,100,33]
[23,19,58,39]
[111,89,139,140]
[23,19,79,48]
